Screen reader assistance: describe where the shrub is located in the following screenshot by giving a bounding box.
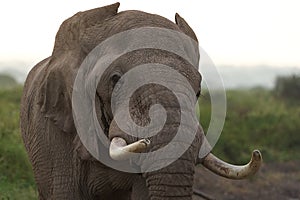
[274,74,300,100]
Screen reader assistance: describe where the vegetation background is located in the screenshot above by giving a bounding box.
[0,74,299,199]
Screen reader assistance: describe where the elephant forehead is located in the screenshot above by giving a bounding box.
[82,27,199,67]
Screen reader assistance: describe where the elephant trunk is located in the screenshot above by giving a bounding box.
[143,158,195,200]
[140,122,200,200]
[109,114,200,199]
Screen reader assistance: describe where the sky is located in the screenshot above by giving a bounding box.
[1,0,300,70]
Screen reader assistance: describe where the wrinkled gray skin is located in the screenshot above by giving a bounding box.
[20,3,204,200]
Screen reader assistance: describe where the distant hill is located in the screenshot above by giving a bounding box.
[0,68,27,83]
[0,61,32,83]
[0,74,18,88]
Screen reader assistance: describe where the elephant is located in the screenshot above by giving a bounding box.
[20,3,262,200]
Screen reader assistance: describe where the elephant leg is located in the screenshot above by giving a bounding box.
[27,118,80,199]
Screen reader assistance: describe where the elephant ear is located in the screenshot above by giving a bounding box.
[37,64,75,134]
[38,3,121,134]
[79,2,120,28]
[175,13,198,42]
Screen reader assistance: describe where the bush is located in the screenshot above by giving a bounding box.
[274,74,300,100]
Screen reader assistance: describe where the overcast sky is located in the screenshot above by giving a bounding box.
[1,0,300,68]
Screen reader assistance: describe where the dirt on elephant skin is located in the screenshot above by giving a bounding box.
[192,160,300,200]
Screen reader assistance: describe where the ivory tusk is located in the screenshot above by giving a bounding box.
[109,137,150,161]
[202,150,262,179]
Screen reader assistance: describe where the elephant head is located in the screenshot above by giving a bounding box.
[22,3,262,200]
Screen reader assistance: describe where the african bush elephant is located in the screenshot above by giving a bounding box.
[20,3,262,200]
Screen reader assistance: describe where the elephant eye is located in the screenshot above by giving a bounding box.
[110,72,122,87]
[111,74,120,83]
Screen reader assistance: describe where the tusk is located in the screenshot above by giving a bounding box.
[202,150,262,179]
[109,137,150,161]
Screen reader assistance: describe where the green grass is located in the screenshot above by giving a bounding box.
[0,87,37,199]
[0,86,299,198]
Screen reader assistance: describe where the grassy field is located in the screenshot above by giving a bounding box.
[0,86,299,199]
[0,87,37,199]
